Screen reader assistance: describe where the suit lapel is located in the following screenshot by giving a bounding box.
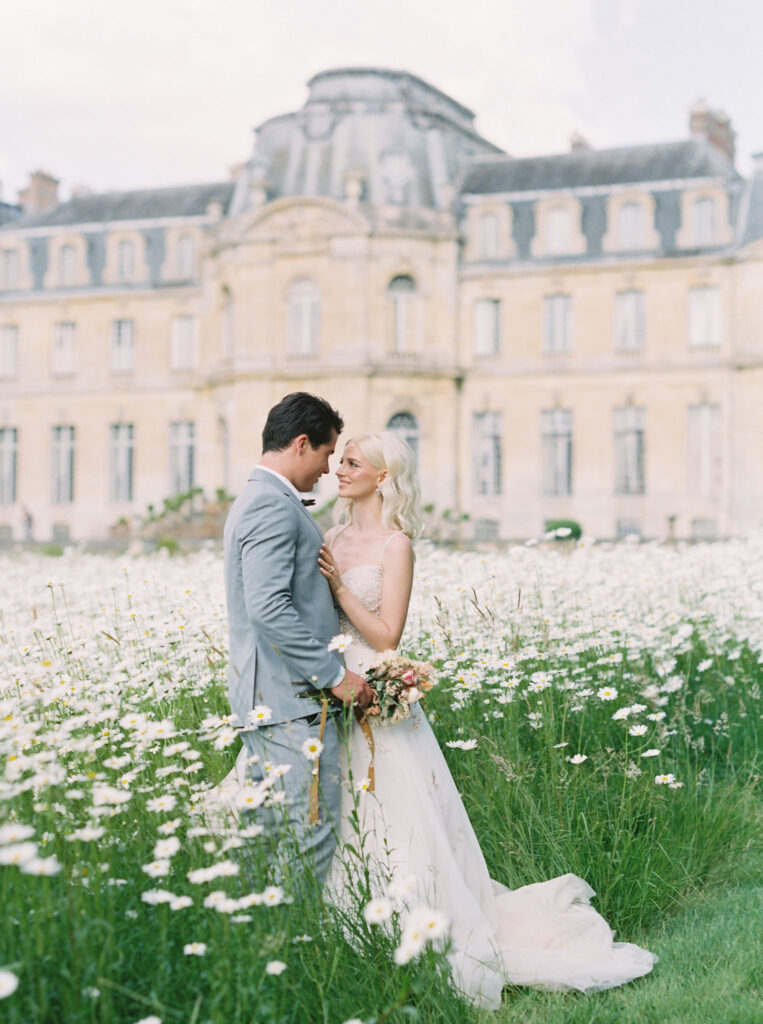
[249,468,324,540]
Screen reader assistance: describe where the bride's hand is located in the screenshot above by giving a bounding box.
[318,545,344,596]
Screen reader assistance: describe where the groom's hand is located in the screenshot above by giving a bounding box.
[330,669,373,709]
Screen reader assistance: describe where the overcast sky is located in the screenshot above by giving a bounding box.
[2,0,760,202]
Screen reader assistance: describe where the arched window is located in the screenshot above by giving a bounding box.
[618,202,644,250]
[546,206,572,254]
[692,197,716,245]
[286,278,320,357]
[59,244,76,286]
[388,275,417,355]
[176,235,195,278]
[386,412,419,463]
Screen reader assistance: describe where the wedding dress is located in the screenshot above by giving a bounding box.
[326,561,657,1011]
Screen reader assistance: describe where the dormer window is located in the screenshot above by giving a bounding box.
[618,202,644,250]
[176,235,195,278]
[546,206,572,255]
[59,245,76,287]
[692,197,716,246]
[117,241,135,282]
[478,213,500,259]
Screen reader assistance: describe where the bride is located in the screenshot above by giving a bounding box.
[317,430,656,1011]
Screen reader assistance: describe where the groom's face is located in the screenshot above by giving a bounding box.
[294,429,338,492]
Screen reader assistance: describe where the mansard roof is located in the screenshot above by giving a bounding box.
[460,139,740,196]
[741,170,763,246]
[3,181,235,231]
[0,201,21,226]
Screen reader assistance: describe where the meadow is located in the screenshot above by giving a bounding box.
[0,536,760,1024]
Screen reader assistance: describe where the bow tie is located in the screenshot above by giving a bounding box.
[301,498,316,507]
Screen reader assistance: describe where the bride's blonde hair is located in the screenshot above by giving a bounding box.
[334,431,422,539]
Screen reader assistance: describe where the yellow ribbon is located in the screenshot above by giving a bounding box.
[308,698,329,825]
[355,707,376,792]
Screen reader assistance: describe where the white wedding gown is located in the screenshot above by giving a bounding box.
[326,563,657,1010]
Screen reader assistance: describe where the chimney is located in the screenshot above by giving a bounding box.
[570,131,592,152]
[18,170,60,214]
[690,100,735,164]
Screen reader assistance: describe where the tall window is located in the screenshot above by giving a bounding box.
[546,206,572,254]
[111,319,135,374]
[542,294,573,353]
[52,322,75,376]
[692,198,716,246]
[541,409,573,495]
[109,423,134,502]
[171,315,198,371]
[388,275,417,355]
[286,278,320,357]
[386,412,419,464]
[473,298,501,357]
[0,325,18,379]
[614,290,645,352]
[169,421,195,495]
[618,202,644,250]
[687,404,722,498]
[689,286,722,348]
[0,428,18,504]
[117,240,135,282]
[51,425,75,504]
[59,244,76,286]
[222,287,234,358]
[0,250,19,290]
[614,407,645,495]
[478,213,500,259]
[176,235,195,278]
[473,412,502,497]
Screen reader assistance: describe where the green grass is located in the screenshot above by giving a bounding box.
[0,547,760,1022]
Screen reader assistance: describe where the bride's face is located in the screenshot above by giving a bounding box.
[336,442,385,500]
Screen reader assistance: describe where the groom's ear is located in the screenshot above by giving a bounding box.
[293,434,309,455]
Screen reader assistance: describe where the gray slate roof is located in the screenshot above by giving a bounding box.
[741,173,763,246]
[3,182,234,231]
[460,139,740,195]
[0,201,21,227]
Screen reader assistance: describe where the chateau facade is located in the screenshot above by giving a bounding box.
[1,68,761,542]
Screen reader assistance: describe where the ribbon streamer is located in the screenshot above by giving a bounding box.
[308,698,329,825]
[355,707,376,792]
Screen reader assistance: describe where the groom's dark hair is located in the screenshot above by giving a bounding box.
[262,392,344,453]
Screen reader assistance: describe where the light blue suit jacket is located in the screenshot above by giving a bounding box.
[224,468,342,728]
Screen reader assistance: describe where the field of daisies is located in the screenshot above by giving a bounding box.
[0,536,761,1024]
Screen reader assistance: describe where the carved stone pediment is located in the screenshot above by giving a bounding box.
[230,198,370,247]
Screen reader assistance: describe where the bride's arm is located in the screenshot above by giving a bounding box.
[319,534,413,652]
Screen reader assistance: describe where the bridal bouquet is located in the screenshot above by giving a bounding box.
[364,652,437,727]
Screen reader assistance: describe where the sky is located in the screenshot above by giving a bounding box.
[1,0,761,203]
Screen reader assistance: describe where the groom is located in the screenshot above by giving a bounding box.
[224,392,372,885]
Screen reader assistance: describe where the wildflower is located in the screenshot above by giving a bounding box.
[183,943,207,956]
[445,739,478,750]
[0,842,37,865]
[628,724,648,736]
[668,780,685,789]
[157,818,181,835]
[247,705,272,726]
[328,633,354,652]
[262,885,284,906]
[655,774,676,786]
[355,777,372,792]
[0,969,18,999]
[0,824,34,844]
[134,1017,163,1024]
[142,860,171,878]
[647,711,666,722]
[146,795,176,813]
[611,707,631,721]
[21,856,61,875]
[567,754,588,764]
[265,960,287,975]
[409,905,449,940]
[170,896,193,910]
[141,889,175,905]
[597,687,618,701]
[364,898,393,923]
[553,741,569,748]
[300,737,324,761]
[92,784,131,806]
[153,837,181,859]
[67,826,105,842]
[641,749,661,758]
[697,659,713,672]
[388,873,418,902]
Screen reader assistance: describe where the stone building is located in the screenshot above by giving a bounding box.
[0,69,761,542]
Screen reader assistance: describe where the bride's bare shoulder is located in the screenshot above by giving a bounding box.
[381,531,413,559]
